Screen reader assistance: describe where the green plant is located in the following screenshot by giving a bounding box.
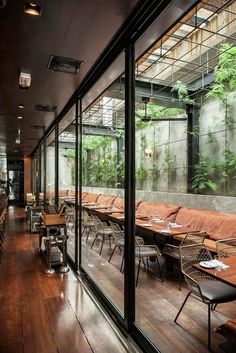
[207,44,236,129]
[135,104,185,127]
[219,146,236,187]
[207,44,236,102]
[163,145,174,173]
[206,129,215,144]
[136,164,147,182]
[171,80,195,106]
[192,155,217,192]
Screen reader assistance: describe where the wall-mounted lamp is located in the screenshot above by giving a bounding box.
[145,148,153,157]
[24,3,42,16]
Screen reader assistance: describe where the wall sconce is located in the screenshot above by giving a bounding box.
[145,148,153,157]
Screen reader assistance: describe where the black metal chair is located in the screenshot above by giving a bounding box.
[162,231,205,290]
[174,243,236,350]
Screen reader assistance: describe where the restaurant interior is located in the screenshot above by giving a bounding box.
[1,1,236,353]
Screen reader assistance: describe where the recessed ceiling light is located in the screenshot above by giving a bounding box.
[18,104,25,109]
[17,116,23,120]
[24,3,42,16]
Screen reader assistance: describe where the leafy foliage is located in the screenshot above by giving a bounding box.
[171,81,195,105]
[136,164,147,182]
[207,44,236,102]
[135,104,185,127]
[192,155,217,192]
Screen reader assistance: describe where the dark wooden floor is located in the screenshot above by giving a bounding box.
[0,206,132,353]
[81,231,236,353]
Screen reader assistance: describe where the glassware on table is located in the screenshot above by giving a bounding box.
[214,255,224,271]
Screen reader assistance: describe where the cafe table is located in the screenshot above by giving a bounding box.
[194,256,236,288]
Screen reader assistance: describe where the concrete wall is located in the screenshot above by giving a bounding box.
[82,186,236,214]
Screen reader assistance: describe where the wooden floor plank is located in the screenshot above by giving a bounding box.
[0,205,132,353]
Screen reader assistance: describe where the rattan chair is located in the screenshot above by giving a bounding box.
[174,244,236,350]
[82,212,101,243]
[162,232,205,290]
[108,221,124,263]
[216,238,236,258]
[134,237,163,286]
[90,220,116,255]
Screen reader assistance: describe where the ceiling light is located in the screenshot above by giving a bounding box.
[19,72,31,88]
[24,3,42,16]
[15,128,21,144]
[17,116,23,120]
[18,104,25,109]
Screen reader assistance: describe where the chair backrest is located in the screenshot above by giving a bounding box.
[180,244,212,275]
[216,238,236,258]
[180,231,206,246]
[180,244,213,298]
[109,221,124,241]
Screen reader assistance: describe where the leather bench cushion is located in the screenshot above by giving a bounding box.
[81,192,88,200]
[175,207,236,240]
[68,190,75,197]
[113,198,141,211]
[83,193,100,203]
[136,201,181,221]
[97,194,116,206]
[113,197,124,210]
[59,189,69,197]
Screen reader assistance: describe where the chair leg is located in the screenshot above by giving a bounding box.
[108,245,117,263]
[120,254,124,272]
[156,257,164,282]
[208,303,211,351]
[136,258,141,287]
[178,261,182,291]
[212,303,217,311]
[85,228,91,243]
[174,291,192,323]
[91,233,98,249]
[99,236,105,255]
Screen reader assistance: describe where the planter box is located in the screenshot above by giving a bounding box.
[42,211,65,226]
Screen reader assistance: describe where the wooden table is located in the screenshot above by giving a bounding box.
[194,256,236,288]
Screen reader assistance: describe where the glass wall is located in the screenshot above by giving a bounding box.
[45,130,56,205]
[0,155,7,196]
[40,143,45,203]
[81,53,125,316]
[59,105,76,262]
[31,2,236,352]
[134,1,236,352]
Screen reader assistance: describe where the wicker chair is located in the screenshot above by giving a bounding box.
[108,222,125,264]
[162,232,205,290]
[90,220,116,255]
[216,238,236,258]
[134,237,163,286]
[82,212,101,243]
[174,244,236,350]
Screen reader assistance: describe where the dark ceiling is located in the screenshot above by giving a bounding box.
[0,0,138,158]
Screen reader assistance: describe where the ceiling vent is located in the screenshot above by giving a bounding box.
[35,104,56,112]
[47,55,82,74]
